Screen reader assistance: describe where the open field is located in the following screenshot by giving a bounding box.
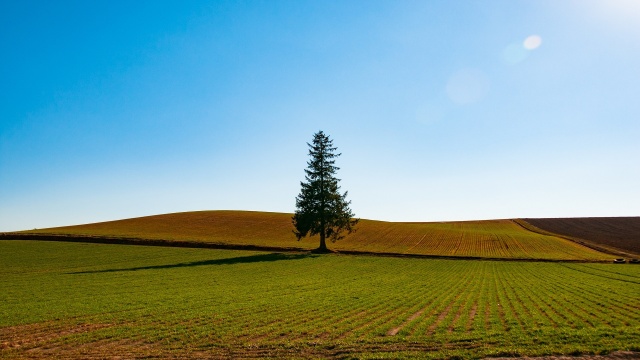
[1,240,639,359]
[10,211,613,261]
[523,218,640,257]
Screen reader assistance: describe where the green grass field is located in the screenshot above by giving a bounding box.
[18,211,611,260]
[2,240,638,359]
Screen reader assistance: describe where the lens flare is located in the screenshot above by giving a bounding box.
[502,43,529,65]
[502,35,542,65]
[446,68,490,105]
[523,35,542,50]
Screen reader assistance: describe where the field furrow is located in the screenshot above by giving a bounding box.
[2,241,639,359]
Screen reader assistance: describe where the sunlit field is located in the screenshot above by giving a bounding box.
[2,241,638,359]
[17,211,611,261]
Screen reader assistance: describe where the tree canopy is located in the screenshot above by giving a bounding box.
[292,131,358,252]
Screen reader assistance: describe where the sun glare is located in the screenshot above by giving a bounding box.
[581,0,640,29]
[604,0,640,15]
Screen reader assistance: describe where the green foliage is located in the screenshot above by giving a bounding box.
[292,131,357,250]
[1,241,639,358]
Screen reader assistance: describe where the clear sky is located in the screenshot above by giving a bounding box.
[1,0,639,231]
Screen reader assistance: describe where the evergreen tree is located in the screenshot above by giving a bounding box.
[293,131,358,252]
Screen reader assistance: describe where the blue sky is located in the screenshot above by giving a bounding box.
[1,0,639,231]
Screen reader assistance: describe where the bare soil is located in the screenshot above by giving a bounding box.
[523,217,640,256]
[488,351,640,359]
[386,307,426,336]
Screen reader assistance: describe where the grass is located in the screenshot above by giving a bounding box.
[1,240,639,359]
[16,210,611,260]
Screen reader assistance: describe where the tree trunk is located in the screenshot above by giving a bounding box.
[319,149,327,252]
[318,230,328,252]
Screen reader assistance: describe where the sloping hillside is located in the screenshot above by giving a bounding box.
[10,211,611,261]
[523,217,640,256]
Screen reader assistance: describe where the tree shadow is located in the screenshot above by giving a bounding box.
[69,252,317,274]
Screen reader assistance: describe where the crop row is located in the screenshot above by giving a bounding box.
[336,219,607,260]
[1,241,638,359]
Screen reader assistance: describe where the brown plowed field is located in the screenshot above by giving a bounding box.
[523,217,640,256]
[5,210,612,260]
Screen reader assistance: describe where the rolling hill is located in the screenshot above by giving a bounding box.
[6,210,619,261]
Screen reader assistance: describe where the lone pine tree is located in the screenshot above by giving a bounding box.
[293,131,358,252]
